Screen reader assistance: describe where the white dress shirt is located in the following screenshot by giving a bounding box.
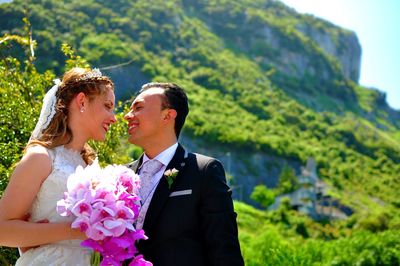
[136,143,178,229]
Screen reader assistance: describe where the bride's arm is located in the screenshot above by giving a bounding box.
[0,146,84,247]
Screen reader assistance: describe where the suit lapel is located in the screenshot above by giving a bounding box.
[127,154,143,174]
[142,144,188,233]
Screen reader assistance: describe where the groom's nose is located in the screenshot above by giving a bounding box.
[124,110,133,121]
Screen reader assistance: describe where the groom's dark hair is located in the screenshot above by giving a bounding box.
[139,82,189,138]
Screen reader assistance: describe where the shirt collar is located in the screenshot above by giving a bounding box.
[141,143,178,168]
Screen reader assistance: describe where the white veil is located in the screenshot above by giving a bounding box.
[29,79,61,140]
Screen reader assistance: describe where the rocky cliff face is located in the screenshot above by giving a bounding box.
[256,24,319,80]
[187,1,362,102]
[296,22,361,82]
[180,134,303,205]
[257,20,361,84]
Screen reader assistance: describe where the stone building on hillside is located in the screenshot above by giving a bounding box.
[269,158,352,220]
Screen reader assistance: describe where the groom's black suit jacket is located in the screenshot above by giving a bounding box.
[128,144,244,266]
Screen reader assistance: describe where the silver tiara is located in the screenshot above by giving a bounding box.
[78,68,102,81]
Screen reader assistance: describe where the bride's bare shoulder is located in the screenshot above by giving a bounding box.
[15,145,53,178]
[25,144,50,154]
[24,144,52,160]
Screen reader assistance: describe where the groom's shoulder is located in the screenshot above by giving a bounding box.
[190,152,213,162]
[189,152,223,170]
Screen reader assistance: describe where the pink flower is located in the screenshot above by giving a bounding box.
[56,193,72,217]
[115,201,135,219]
[81,238,104,253]
[129,255,153,266]
[87,221,111,241]
[71,216,91,233]
[71,199,93,217]
[57,160,151,265]
[103,218,134,237]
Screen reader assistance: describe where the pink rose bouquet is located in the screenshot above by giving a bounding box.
[57,160,152,266]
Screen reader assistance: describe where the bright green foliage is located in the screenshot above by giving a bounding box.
[250,184,275,208]
[0,57,49,194]
[0,0,397,228]
[277,164,299,194]
[236,201,400,265]
[61,43,90,70]
[1,0,400,265]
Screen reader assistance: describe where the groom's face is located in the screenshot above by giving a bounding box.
[124,88,168,146]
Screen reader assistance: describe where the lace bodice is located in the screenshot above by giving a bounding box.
[16,145,91,266]
[29,145,86,223]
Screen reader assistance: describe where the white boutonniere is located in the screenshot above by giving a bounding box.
[165,168,179,189]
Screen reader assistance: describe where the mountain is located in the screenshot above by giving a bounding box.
[1,0,399,215]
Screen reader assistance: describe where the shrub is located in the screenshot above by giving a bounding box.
[250,184,275,209]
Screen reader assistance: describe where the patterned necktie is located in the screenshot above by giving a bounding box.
[139,159,164,205]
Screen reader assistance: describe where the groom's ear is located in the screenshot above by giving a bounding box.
[163,109,177,122]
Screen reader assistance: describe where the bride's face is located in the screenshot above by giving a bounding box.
[84,86,116,141]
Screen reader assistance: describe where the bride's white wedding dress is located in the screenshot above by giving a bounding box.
[15,145,91,266]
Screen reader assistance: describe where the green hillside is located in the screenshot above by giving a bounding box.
[4,0,397,208]
[1,0,400,264]
[235,201,400,265]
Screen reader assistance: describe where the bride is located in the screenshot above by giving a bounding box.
[0,67,116,265]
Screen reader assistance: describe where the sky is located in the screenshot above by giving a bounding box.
[279,0,400,110]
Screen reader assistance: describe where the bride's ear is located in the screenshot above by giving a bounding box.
[75,92,87,113]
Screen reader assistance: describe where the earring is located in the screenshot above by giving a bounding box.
[80,107,85,113]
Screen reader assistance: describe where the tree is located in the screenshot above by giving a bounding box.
[277,164,298,194]
[250,184,275,209]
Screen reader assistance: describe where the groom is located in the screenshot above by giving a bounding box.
[124,82,244,266]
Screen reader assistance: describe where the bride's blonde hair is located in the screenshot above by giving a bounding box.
[27,67,114,164]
